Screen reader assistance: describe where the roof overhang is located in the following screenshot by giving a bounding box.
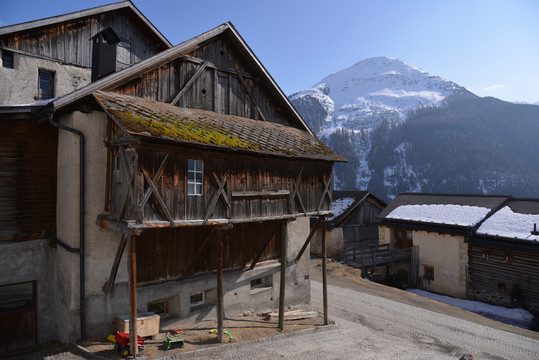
[0,1,172,48]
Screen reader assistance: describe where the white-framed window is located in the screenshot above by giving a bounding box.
[188,159,203,195]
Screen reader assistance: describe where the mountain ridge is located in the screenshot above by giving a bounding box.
[289,57,539,201]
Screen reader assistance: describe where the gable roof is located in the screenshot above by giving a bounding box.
[52,22,315,137]
[0,1,171,48]
[377,193,510,235]
[94,91,344,162]
[476,198,539,243]
[328,191,386,227]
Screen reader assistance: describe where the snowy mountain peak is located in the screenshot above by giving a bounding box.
[289,56,474,191]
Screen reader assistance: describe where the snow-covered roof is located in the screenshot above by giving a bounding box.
[328,197,356,221]
[386,204,490,227]
[476,206,539,242]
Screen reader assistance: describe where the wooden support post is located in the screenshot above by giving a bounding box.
[321,216,328,325]
[104,234,128,293]
[217,230,224,343]
[128,234,138,356]
[278,220,288,331]
[295,216,322,263]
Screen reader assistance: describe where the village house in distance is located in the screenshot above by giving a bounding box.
[377,193,539,315]
[0,1,345,354]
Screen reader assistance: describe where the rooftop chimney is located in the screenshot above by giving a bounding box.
[90,27,120,82]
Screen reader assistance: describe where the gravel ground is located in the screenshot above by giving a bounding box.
[184,281,539,360]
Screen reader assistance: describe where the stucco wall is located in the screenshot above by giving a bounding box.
[55,109,312,339]
[311,227,343,257]
[0,240,60,343]
[413,231,468,298]
[0,50,90,105]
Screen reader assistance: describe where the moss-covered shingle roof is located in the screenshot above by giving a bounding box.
[94,91,346,162]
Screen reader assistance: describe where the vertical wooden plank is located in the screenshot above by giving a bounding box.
[322,216,328,325]
[128,234,138,356]
[217,229,224,343]
[278,220,287,331]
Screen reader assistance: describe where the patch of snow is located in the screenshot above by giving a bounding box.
[407,289,535,329]
[476,206,539,241]
[386,204,490,227]
[328,197,356,221]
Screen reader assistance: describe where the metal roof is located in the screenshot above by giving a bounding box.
[0,1,172,48]
[94,91,345,162]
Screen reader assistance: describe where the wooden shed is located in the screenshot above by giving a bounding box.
[0,3,345,354]
[469,198,539,312]
[310,191,386,257]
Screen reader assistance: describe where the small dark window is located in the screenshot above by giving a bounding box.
[0,281,35,313]
[250,275,273,293]
[504,251,513,263]
[38,69,54,99]
[190,292,204,306]
[147,299,168,316]
[424,265,434,281]
[2,50,14,68]
[498,283,506,292]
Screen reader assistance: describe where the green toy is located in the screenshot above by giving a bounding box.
[163,330,184,350]
[209,328,235,340]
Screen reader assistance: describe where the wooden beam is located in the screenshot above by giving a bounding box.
[97,214,135,235]
[317,175,332,212]
[171,61,209,106]
[139,153,169,210]
[236,74,266,121]
[128,234,138,356]
[103,234,128,293]
[321,216,328,325]
[278,220,288,331]
[289,167,306,215]
[118,146,137,219]
[217,230,224,343]
[249,221,281,270]
[295,216,323,263]
[203,169,230,224]
[142,168,175,225]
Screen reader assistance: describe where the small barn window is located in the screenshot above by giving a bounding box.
[481,250,489,261]
[504,251,513,263]
[38,69,54,99]
[188,159,203,195]
[250,275,273,294]
[147,299,168,316]
[190,292,204,306]
[423,265,434,281]
[2,50,14,68]
[498,283,506,292]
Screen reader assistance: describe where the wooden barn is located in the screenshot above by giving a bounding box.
[469,198,539,312]
[0,2,345,355]
[310,191,386,257]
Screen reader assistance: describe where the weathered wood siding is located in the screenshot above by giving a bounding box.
[468,241,539,311]
[341,201,383,250]
[112,37,300,129]
[0,119,57,242]
[136,221,281,283]
[0,9,166,68]
[107,141,333,223]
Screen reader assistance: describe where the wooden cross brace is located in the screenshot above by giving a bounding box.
[289,167,306,215]
[139,154,175,225]
[317,175,332,212]
[203,167,230,225]
[118,146,137,220]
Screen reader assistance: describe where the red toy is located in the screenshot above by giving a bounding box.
[114,331,145,356]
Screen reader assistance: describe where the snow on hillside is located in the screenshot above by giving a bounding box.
[290,56,468,190]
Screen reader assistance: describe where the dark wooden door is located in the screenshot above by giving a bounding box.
[0,282,36,354]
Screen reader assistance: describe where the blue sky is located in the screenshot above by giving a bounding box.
[1,0,538,102]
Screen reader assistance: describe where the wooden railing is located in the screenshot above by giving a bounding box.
[334,245,413,269]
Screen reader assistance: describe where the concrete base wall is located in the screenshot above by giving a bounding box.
[84,217,312,338]
[0,240,60,343]
[311,228,343,258]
